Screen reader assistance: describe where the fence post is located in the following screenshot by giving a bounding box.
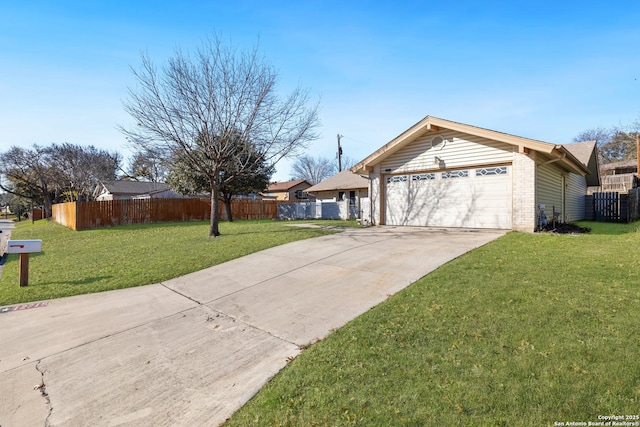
[585,195,593,220]
[621,194,629,222]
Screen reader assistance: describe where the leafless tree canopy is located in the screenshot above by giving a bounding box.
[120,36,320,237]
[126,147,170,182]
[47,143,121,201]
[573,127,613,146]
[290,155,336,184]
[340,155,358,171]
[290,154,359,184]
[574,120,640,164]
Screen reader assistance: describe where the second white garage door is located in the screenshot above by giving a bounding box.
[384,165,512,229]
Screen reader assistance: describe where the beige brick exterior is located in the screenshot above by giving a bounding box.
[512,152,537,232]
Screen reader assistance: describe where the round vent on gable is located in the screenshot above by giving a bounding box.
[431,135,444,147]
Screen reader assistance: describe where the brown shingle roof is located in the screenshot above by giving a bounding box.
[562,140,596,167]
[265,179,310,192]
[305,170,368,192]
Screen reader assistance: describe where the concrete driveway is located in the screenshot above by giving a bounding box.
[0,226,505,426]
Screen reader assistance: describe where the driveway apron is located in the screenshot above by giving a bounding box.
[0,226,505,426]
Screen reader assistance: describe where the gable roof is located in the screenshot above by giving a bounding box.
[265,179,311,193]
[352,115,591,176]
[563,140,600,186]
[99,181,171,195]
[305,170,368,193]
[562,140,595,166]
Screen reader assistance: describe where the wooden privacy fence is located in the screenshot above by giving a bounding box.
[52,198,278,231]
[585,189,640,223]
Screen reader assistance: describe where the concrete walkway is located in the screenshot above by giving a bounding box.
[0,226,505,426]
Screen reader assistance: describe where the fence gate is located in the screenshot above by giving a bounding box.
[591,192,624,222]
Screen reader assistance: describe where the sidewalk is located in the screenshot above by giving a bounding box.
[0,226,505,426]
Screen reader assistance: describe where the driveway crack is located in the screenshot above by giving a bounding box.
[160,283,203,305]
[35,360,53,426]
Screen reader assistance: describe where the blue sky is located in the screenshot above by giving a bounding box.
[2,1,640,181]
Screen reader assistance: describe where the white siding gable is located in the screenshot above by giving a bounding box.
[380,130,515,173]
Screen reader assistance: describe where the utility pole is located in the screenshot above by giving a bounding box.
[337,134,343,172]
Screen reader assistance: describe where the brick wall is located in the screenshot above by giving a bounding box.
[512,152,536,232]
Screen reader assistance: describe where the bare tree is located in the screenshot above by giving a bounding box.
[127,147,170,182]
[574,123,639,164]
[120,36,320,237]
[290,155,336,184]
[340,155,358,171]
[573,127,613,146]
[47,143,121,201]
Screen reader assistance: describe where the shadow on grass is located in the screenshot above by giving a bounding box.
[77,220,210,232]
[35,276,114,287]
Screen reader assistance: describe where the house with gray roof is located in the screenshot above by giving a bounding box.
[93,181,183,201]
[305,170,369,220]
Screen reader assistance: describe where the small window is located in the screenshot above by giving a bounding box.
[386,175,408,183]
[476,166,508,176]
[412,173,436,181]
[442,170,469,179]
[295,190,307,199]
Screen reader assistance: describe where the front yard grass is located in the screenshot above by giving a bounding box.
[226,221,640,426]
[0,219,356,306]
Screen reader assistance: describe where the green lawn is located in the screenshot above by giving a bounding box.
[0,219,356,306]
[226,221,640,426]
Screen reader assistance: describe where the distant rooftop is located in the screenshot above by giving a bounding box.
[306,170,368,192]
[265,179,310,192]
[101,180,170,195]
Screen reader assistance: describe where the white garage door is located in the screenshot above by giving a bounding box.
[384,166,512,229]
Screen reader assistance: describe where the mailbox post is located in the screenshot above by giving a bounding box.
[7,240,42,287]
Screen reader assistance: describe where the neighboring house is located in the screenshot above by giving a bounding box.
[263,179,314,201]
[601,159,638,176]
[594,159,639,193]
[93,181,183,201]
[352,115,600,232]
[304,170,369,219]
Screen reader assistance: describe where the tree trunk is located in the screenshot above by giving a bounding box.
[209,184,221,237]
[223,193,234,222]
[42,193,53,219]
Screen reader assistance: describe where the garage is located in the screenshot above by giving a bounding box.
[384,165,512,229]
[352,116,598,232]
